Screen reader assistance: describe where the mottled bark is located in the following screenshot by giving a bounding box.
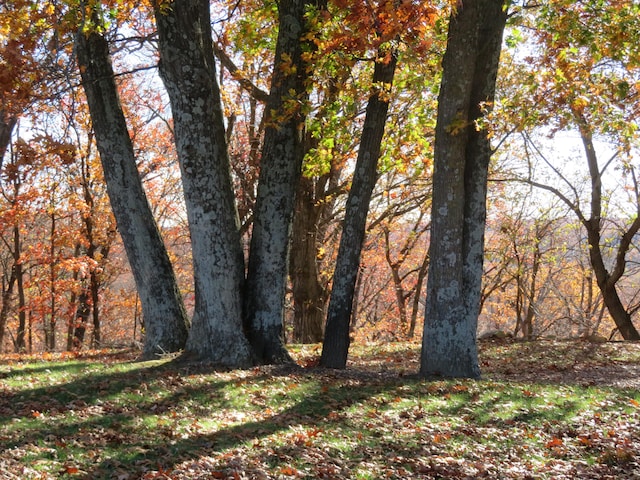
[154,0,251,366]
[320,49,397,369]
[75,26,189,359]
[244,0,325,363]
[421,0,507,379]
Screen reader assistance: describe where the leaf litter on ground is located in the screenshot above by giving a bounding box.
[0,339,639,479]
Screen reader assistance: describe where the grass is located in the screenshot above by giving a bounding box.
[0,340,639,479]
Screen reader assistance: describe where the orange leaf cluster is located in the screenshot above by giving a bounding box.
[325,0,437,56]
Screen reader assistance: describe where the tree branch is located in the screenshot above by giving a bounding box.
[212,43,270,103]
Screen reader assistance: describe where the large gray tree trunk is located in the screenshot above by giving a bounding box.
[421,0,507,379]
[154,0,252,366]
[320,48,397,369]
[75,27,189,359]
[244,0,324,363]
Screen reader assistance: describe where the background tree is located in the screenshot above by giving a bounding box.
[494,0,640,340]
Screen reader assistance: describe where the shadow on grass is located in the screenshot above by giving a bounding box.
[0,361,92,381]
[1,354,632,479]
[0,360,193,426]
[0,361,401,478]
[80,371,394,478]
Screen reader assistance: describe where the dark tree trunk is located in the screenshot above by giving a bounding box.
[73,290,91,349]
[244,0,325,363]
[574,112,640,340]
[289,175,327,343]
[45,207,57,352]
[66,244,82,351]
[320,48,397,369]
[409,253,429,339]
[154,0,252,366]
[289,81,343,344]
[15,226,26,352]
[89,269,101,348]
[75,24,190,359]
[0,112,16,172]
[0,264,16,352]
[421,0,507,379]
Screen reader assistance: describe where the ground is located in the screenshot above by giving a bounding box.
[0,339,639,479]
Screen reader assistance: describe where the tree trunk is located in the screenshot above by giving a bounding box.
[289,175,326,343]
[320,48,397,369]
[421,0,507,379]
[73,290,91,349]
[89,269,101,348]
[0,112,16,172]
[244,0,325,363]
[154,0,251,366]
[586,223,640,339]
[45,206,57,351]
[0,264,16,352]
[409,253,429,339]
[75,24,190,359]
[15,227,26,352]
[575,111,640,340]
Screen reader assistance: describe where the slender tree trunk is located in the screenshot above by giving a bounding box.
[409,253,429,339]
[321,48,397,369]
[0,266,16,352]
[75,23,190,359]
[66,244,82,351]
[289,80,343,344]
[15,238,26,353]
[73,290,90,349]
[383,228,409,334]
[574,111,640,340]
[0,112,16,172]
[89,269,101,347]
[586,223,640,339]
[522,239,541,339]
[46,206,57,351]
[421,0,507,378]
[154,0,251,366]
[244,0,326,363]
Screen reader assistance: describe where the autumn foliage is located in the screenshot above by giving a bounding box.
[1,0,639,353]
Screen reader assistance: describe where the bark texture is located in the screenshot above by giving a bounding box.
[75,28,189,359]
[154,0,252,366]
[244,0,325,363]
[421,0,507,379]
[320,49,397,369]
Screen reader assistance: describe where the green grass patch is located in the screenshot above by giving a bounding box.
[0,341,639,479]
